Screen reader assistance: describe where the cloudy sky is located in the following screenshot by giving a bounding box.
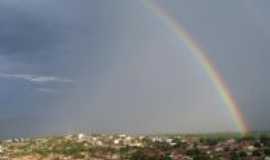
[0,0,269,138]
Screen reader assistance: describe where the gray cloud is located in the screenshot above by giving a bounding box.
[0,4,63,59]
[0,0,269,137]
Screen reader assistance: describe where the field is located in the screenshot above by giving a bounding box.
[1,133,270,160]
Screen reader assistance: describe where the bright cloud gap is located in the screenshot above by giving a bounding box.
[0,73,73,83]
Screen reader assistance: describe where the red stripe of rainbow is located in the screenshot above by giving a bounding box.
[142,0,249,135]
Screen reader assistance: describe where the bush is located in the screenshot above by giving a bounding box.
[241,135,255,141]
[239,151,247,157]
[264,148,270,156]
[231,151,241,160]
[164,154,172,160]
[200,137,220,146]
[153,141,171,151]
[260,135,270,146]
[186,148,200,156]
[252,150,261,157]
[186,148,211,160]
[130,150,161,160]
[254,141,262,148]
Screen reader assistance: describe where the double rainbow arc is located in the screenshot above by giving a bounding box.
[142,0,249,135]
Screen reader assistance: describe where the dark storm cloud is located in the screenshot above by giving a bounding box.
[0,5,62,59]
[1,0,270,138]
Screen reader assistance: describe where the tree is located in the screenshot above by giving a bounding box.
[260,135,270,146]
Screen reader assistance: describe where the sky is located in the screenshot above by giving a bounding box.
[0,0,269,138]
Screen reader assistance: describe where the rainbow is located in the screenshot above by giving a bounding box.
[142,0,249,134]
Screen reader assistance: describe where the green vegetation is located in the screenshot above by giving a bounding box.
[260,134,270,146]
[3,132,270,160]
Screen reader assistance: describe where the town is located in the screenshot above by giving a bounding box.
[1,133,270,160]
